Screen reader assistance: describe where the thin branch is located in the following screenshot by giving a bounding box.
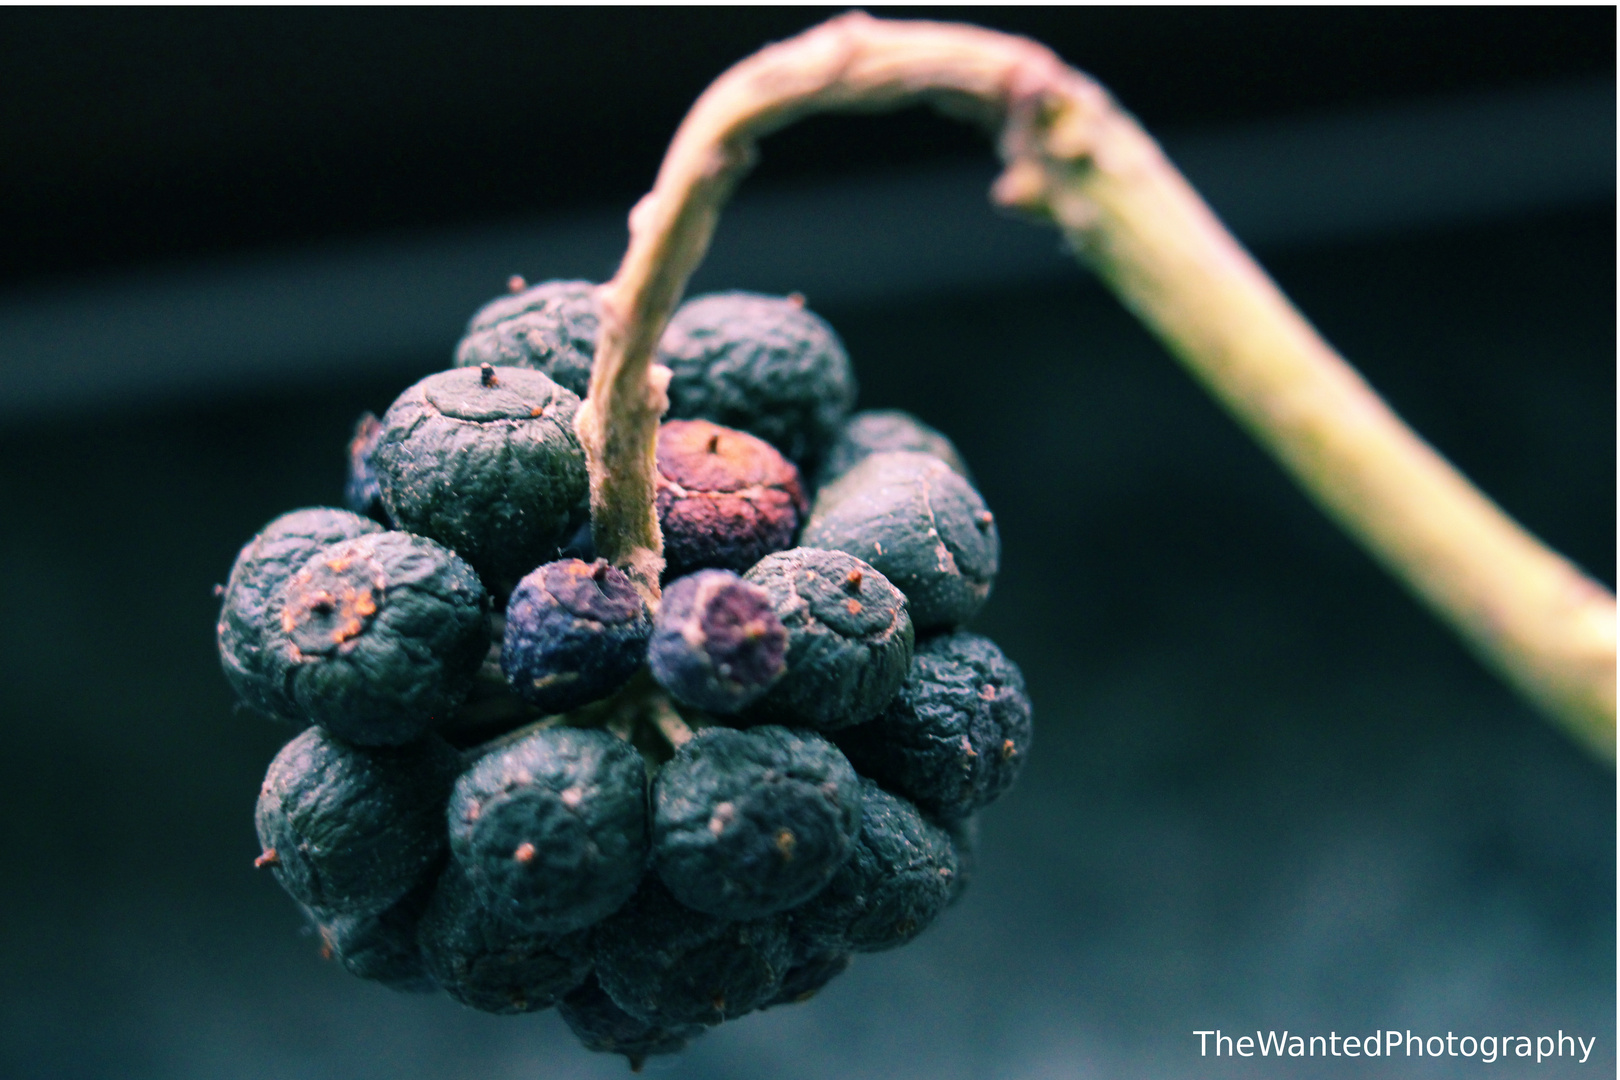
[575,12,1616,762]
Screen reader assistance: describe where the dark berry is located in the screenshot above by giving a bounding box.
[657,291,856,467]
[453,279,599,397]
[655,419,807,578]
[647,570,787,714]
[835,632,1031,820]
[449,726,649,934]
[417,860,592,1014]
[559,975,705,1069]
[217,507,383,722]
[653,726,862,920]
[343,412,389,524]
[789,778,958,955]
[817,409,971,488]
[265,531,490,746]
[802,451,998,630]
[372,365,589,593]
[501,559,651,714]
[743,548,913,731]
[307,874,439,992]
[592,877,792,1027]
[762,951,851,1009]
[254,726,459,917]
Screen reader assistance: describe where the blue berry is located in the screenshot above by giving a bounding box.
[788,778,958,955]
[254,726,459,917]
[306,875,438,992]
[653,726,863,920]
[266,531,490,746]
[372,365,589,593]
[592,877,793,1026]
[501,559,651,714]
[801,451,999,630]
[655,419,807,578]
[743,548,913,731]
[834,632,1031,821]
[453,279,599,397]
[417,860,592,1014]
[647,570,787,714]
[449,726,649,934]
[817,409,971,488]
[657,291,856,467]
[559,975,705,1069]
[217,508,383,722]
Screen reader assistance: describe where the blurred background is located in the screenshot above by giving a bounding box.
[0,8,1612,1078]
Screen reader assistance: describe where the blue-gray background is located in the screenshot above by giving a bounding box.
[0,10,1612,1079]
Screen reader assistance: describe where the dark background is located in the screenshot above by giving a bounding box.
[0,8,1612,1079]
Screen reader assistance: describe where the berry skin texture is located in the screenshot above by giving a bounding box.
[254,726,460,918]
[266,531,490,746]
[834,632,1032,821]
[343,412,389,524]
[788,778,958,956]
[657,291,856,467]
[801,450,999,631]
[817,409,972,488]
[655,419,808,578]
[307,875,439,992]
[743,548,914,731]
[372,365,589,593]
[653,726,863,920]
[501,559,652,714]
[762,951,851,1009]
[453,279,599,397]
[218,507,384,722]
[417,860,592,1014]
[592,876,793,1027]
[648,570,787,714]
[449,726,649,934]
[559,975,706,1069]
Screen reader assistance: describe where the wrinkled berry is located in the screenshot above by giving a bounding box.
[648,570,787,714]
[653,726,862,920]
[592,877,793,1027]
[343,412,389,524]
[372,365,589,593]
[559,975,705,1069]
[218,508,384,722]
[417,860,593,1014]
[801,451,998,630]
[501,559,651,714]
[265,531,490,746]
[655,419,807,578]
[449,726,649,934]
[453,279,599,397]
[762,951,851,1009]
[743,548,913,731]
[254,726,459,917]
[835,632,1031,821]
[817,408,972,488]
[307,874,438,992]
[789,778,958,955]
[657,291,856,467]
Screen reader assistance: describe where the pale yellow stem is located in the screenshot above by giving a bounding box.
[575,12,1616,762]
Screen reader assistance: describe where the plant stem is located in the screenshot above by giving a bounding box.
[574,13,1615,763]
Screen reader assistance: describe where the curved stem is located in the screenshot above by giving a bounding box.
[575,13,1616,763]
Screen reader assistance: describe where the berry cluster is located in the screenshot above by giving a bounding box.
[219,282,1033,1069]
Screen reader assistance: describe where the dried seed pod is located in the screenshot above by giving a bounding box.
[217,507,384,722]
[743,547,913,731]
[501,559,652,714]
[834,632,1031,821]
[653,726,863,920]
[655,419,807,578]
[417,860,592,1014]
[254,726,459,918]
[559,975,705,1069]
[266,531,490,746]
[372,365,589,593]
[801,451,999,630]
[453,279,600,397]
[657,291,856,467]
[592,877,793,1027]
[816,409,972,488]
[647,570,787,714]
[448,726,649,934]
[788,778,958,956]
